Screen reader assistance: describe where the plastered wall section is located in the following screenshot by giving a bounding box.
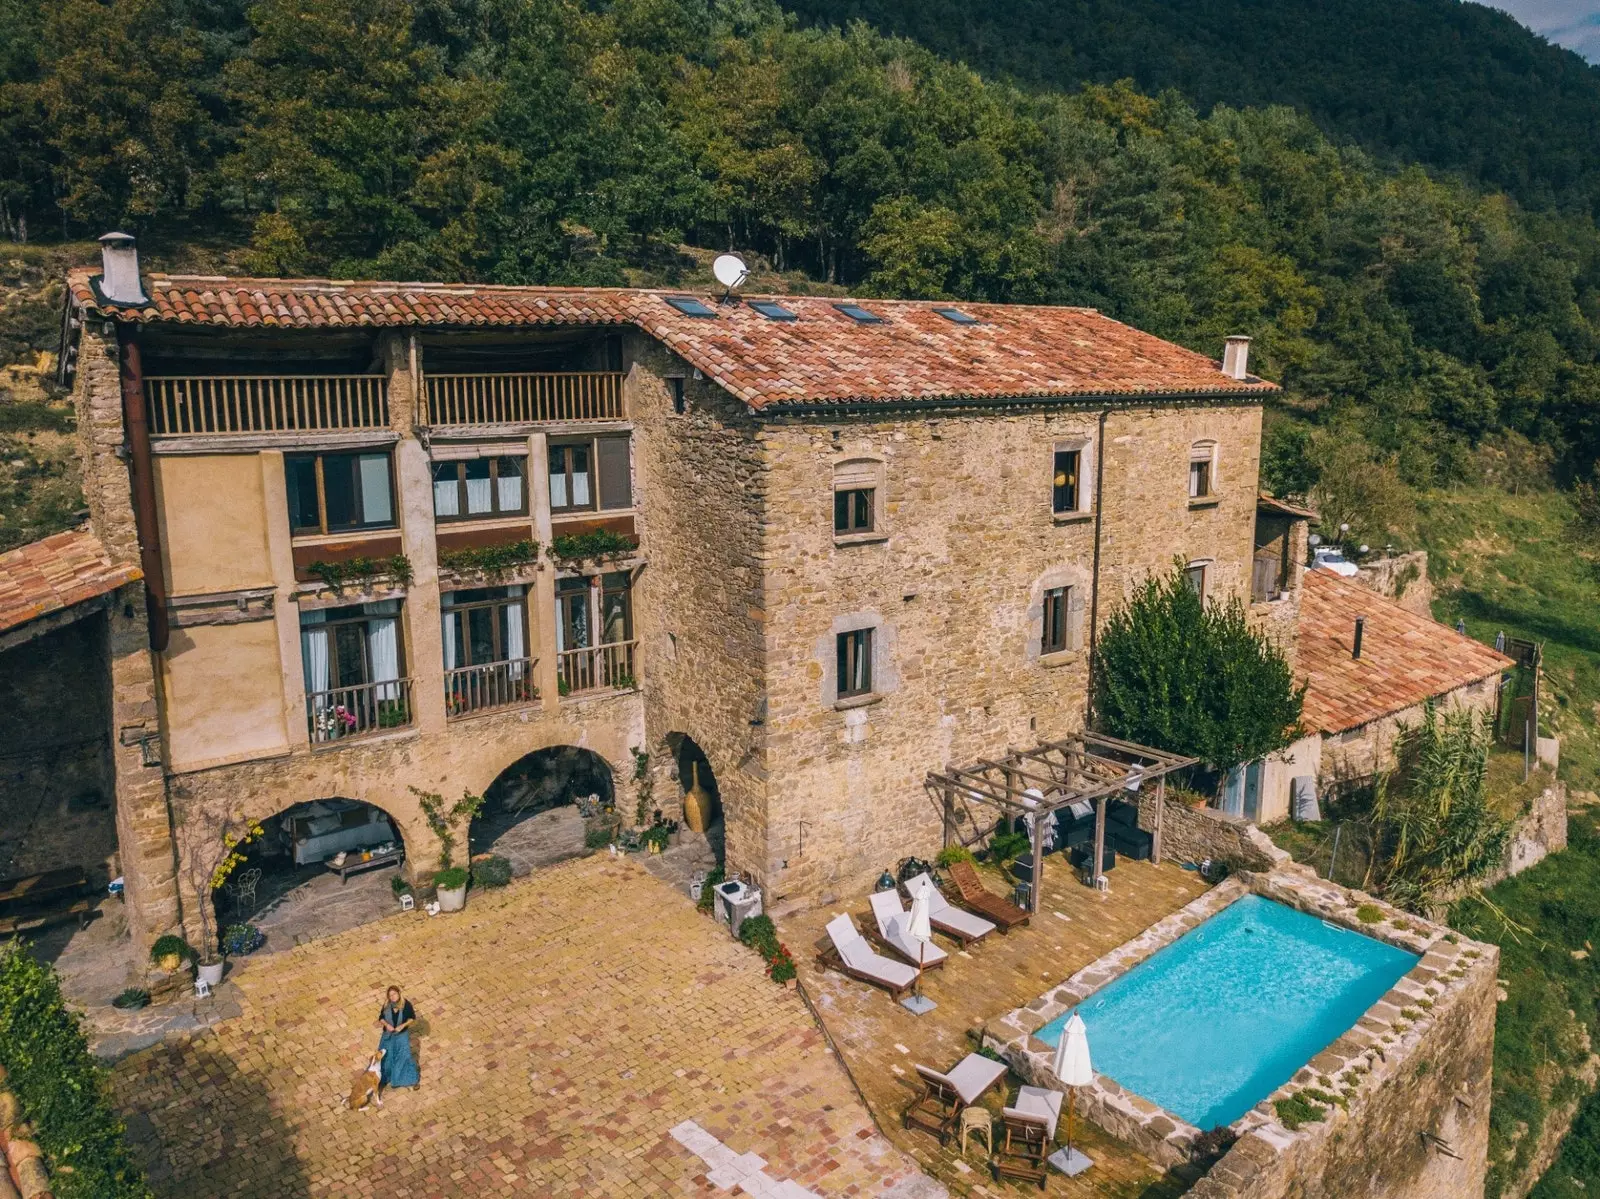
[1323,675,1500,787]
[756,401,1263,905]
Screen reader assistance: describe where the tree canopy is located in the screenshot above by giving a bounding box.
[1092,565,1304,774]
[2,0,1600,491]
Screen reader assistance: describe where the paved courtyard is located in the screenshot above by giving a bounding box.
[109,855,942,1199]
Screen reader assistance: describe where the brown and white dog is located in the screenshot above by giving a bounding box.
[345,1049,385,1111]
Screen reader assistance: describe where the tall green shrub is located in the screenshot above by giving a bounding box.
[1092,564,1304,773]
[0,945,151,1199]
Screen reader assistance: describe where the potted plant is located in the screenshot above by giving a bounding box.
[471,855,513,889]
[175,804,264,987]
[223,923,265,956]
[149,934,192,974]
[392,875,414,907]
[113,987,151,1010]
[412,786,484,913]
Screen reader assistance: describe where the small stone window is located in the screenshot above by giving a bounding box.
[1189,441,1218,501]
[837,628,873,698]
[1184,561,1209,602]
[833,458,884,541]
[1042,586,1071,654]
[1052,449,1081,514]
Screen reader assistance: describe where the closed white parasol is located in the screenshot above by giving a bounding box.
[903,884,936,1015]
[1051,1012,1095,1176]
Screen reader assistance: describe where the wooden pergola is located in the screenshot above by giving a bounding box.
[926,733,1197,913]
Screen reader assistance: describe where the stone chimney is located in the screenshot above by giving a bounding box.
[1222,335,1251,380]
[97,232,149,306]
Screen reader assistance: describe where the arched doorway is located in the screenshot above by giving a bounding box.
[224,798,407,954]
[664,733,723,863]
[470,746,615,874]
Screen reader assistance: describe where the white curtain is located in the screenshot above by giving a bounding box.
[434,476,460,516]
[505,602,525,678]
[497,466,523,512]
[571,467,591,507]
[441,612,457,671]
[301,626,330,701]
[358,454,392,524]
[465,474,492,514]
[368,618,400,701]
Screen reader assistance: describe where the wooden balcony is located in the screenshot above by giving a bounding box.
[306,678,414,745]
[556,641,638,697]
[146,375,390,436]
[446,658,538,718]
[424,372,625,427]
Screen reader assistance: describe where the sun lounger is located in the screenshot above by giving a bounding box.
[903,872,995,946]
[866,889,949,969]
[818,913,918,999]
[904,1053,1009,1144]
[947,860,1030,931]
[992,1106,1052,1189]
[1007,1086,1063,1140]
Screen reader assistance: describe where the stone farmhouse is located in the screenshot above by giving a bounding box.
[0,234,1506,950]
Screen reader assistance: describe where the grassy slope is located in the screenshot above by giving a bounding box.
[1421,485,1600,1197]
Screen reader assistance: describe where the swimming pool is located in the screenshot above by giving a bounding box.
[1035,894,1419,1130]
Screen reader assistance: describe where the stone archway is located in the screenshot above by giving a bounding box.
[662,733,723,862]
[218,796,410,955]
[469,746,616,875]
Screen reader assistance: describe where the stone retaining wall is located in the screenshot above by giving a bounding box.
[983,866,1497,1197]
[1138,792,1291,873]
[1429,781,1568,915]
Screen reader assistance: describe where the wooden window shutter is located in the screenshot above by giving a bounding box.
[597,435,632,510]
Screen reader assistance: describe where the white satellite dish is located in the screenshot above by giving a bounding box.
[712,253,750,295]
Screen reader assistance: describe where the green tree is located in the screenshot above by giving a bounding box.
[1092,564,1304,774]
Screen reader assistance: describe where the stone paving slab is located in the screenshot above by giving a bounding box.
[109,855,938,1198]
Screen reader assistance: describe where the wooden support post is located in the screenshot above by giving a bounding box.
[1030,813,1045,914]
[1092,795,1107,888]
[942,782,955,850]
[1152,774,1165,866]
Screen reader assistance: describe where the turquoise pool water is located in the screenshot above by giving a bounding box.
[1036,894,1418,1130]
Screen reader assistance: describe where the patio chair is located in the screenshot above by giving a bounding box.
[992,1106,1052,1189]
[903,873,995,947]
[866,889,949,969]
[1008,1085,1063,1139]
[946,860,1030,932]
[904,1054,1009,1145]
[225,867,262,915]
[818,914,918,1000]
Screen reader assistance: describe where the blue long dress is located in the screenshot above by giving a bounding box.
[379,1000,419,1088]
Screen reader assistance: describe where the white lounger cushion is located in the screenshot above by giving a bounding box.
[868,890,950,967]
[904,873,996,941]
[1007,1085,1064,1140]
[929,1053,1008,1105]
[826,914,917,989]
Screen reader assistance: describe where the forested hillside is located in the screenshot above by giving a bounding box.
[786,0,1600,218]
[3,0,1600,544]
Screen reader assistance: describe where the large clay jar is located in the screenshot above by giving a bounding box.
[682,761,719,834]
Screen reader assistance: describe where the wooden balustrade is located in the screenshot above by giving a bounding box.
[556,641,638,696]
[445,658,539,718]
[305,678,414,744]
[146,375,390,436]
[424,372,626,426]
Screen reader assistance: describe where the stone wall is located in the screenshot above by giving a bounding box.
[1323,674,1500,787]
[1138,791,1291,872]
[1356,550,1434,617]
[1429,780,1569,914]
[0,615,116,882]
[757,401,1262,905]
[628,336,771,877]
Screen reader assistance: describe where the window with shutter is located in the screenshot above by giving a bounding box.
[597,435,632,510]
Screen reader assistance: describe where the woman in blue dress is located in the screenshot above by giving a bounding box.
[377,986,419,1091]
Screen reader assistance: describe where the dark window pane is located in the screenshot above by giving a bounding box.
[834,488,874,533]
[467,606,496,664]
[1053,450,1080,514]
[322,454,359,530]
[286,457,321,532]
[837,628,873,697]
[834,490,849,532]
[1043,586,1068,654]
[333,622,368,688]
[597,435,632,510]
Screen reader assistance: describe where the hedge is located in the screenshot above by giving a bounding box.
[0,944,151,1199]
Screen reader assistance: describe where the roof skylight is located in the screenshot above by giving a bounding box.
[665,296,717,318]
[834,303,884,324]
[933,307,979,325]
[749,300,798,322]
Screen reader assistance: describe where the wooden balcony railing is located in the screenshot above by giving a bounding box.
[556,640,638,696]
[146,375,390,436]
[306,678,414,745]
[445,658,538,718]
[424,372,625,426]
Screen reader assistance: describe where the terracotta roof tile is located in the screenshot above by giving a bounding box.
[1298,568,1510,734]
[69,271,1278,411]
[0,530,141,636]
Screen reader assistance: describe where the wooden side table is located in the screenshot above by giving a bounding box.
[959,1105,993,1158]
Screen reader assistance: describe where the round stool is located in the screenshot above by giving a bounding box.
[959,1105,993,1158]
